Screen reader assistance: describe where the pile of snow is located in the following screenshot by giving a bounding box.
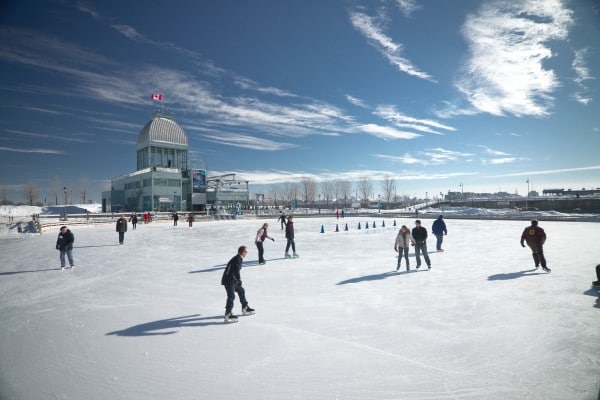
[1,217,599,399]
[420,206,596,218]
[0,203,102,218]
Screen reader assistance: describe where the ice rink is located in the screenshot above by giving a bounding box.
[1,216,599,399]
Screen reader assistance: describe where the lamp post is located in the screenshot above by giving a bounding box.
[63,186,68,220]
[525,178,529,211]
[459,183,463,199]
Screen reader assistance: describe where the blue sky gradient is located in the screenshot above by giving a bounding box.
[0,0,599,202]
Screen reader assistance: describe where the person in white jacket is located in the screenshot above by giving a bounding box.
[394,225,414,271]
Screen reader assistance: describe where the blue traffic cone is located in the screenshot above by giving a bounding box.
[320,224,325,233]
[358,222,361,230]
[393,220,397,227]
[366,222,369,229]
[344,223,348,231]
[373,221,376,228]
[335,224,339,232]
[382,220,386,227]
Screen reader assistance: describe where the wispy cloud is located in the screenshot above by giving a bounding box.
[0,146,64,154]
[199,133,297,151]
[374,105,456,134]
[349,11,435,82]
[457,0,574,117]
[572,48,594,105]
[356,124,421,140]
[345,94,369,109]
[75,1,100,20]
[476,145,510,156]
[376,147,474,165]
[481,157,522,165]
[5,129,93,143]
[394,0,420,17]
[233,76,298,98]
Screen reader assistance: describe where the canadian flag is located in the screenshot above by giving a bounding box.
[150,93,163,101]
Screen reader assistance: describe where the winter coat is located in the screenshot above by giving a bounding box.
[116,218,128,233]
[221,254,243,285]
[285,221,295,239]
[432,217,447,235]
[255,227,272,243]
[130,215,138,224]
[56,229,74,251]
[520,225,546,247]
[411,226,428,244]
[394,230,413,249]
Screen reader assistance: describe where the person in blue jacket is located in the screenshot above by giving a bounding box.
[431,215,447,251]
[56,225,74,270]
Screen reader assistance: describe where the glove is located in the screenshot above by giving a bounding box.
[271,238,275,242]
[394,247,398,252]
[521,243,525,248]
[56,245,59,250]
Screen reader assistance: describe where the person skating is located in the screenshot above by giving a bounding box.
[56,225,74,270]
[116,214,128,245]
[411,220,431,270]
[431,215,447,251]
[172,211,179,226]
[130,213,138,230]
[255,223,274,265]
[187,213,194,228]
[221,246,255,323]
[285,215,299,258]
[520,219,550,272]
[277,213,287,230]
[394,225,413,271]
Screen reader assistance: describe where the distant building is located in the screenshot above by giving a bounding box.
[102,112,248,213]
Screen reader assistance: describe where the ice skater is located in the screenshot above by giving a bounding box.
[187,213,194,228]
[172,211,179,226]
[277,212,287,230]
[520,219,550,272]
[285,215,299,259]
[431,215,447,251]
[116,214,128,244]
[411,220,431,270]
[130,213,138,230]
[221,246,255,323]
[56,225,74,270]
[394,225,413,271]
[255,223,275,265]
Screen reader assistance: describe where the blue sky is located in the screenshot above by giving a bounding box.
[0,0,599,203]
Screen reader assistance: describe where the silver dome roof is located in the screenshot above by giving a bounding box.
[136,116,188,149]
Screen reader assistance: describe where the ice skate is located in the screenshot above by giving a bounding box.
[242,306,255,315]
[224,312,238,323]
[285,253,292,259]
[293,253,299,258]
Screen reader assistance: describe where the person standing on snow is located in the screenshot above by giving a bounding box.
[130,213,138,230]
[255,223,274,265]
[394,225,413,271]
[520,219,550,272]
[172,211,179,226]
[411,220,431,270]
[187,213,194,228]
[56,225,74,270]
[431,215,447,251]
[285,215,299,259]
[116,214,128,245]
[221,246,255,323]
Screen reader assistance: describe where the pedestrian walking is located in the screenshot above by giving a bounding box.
[56,225,74,270]
[130,213,138,230]
[255,223,275,265]
[394,225,413,271]
[285,215,299,259]
[116,214,128,245]
[411,220,431,270]
[431,215,447,251]
[520,219,550,272]
[221,246,255,323]
[187,213,194,228]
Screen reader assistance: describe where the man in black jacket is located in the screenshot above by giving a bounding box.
[116,214,127,244]
[56,225,75,270]
[520,219,550,272]
[221,246,255,322]
[411,220,431,270]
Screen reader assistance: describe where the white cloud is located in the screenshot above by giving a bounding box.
[233,76,298,98]
[572,48,594,105]
[0,146,64,154]
[394,0,420,17]
[376,147,474,165]
[375,153,426,165]
[349,11,435,82]
[476,145,510,156]
[356,124,421,140]
[345,95,369,109]
[457,0,574,117]
[493,165,600,177]
[481,157,521,165]
[374,105,456,134]
[199,133,297,151]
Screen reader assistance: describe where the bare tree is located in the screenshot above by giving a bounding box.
[300,177,317,206]
[336,179,352,207]
[268,184,282,207]
[320,180,335,208]
[79,177,91,204]
[0,185,10,205]
[380,174,396,206]
[282,182,299,206]
[49,176,63,205]
[23,180,38,206]
[356,177,373,207]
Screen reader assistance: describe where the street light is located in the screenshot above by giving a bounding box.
[525,179,529,211]
[63,186,68,220]
[459,183,463,198]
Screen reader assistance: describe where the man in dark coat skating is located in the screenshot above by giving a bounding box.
[116,214,128,244]
[520,219,550,272]
[411,220,431,270]
[56,225,75,270]
[221,246,254,322]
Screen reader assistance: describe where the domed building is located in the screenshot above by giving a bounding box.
[102,111,249,214]
[102,112,200,213]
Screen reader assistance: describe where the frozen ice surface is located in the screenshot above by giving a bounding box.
[1,217,599,399]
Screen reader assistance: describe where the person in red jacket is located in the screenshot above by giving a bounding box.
[520,219,550,272]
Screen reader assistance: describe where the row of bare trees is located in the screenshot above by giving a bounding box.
[0,177,93,206]
[264,175,398,208]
